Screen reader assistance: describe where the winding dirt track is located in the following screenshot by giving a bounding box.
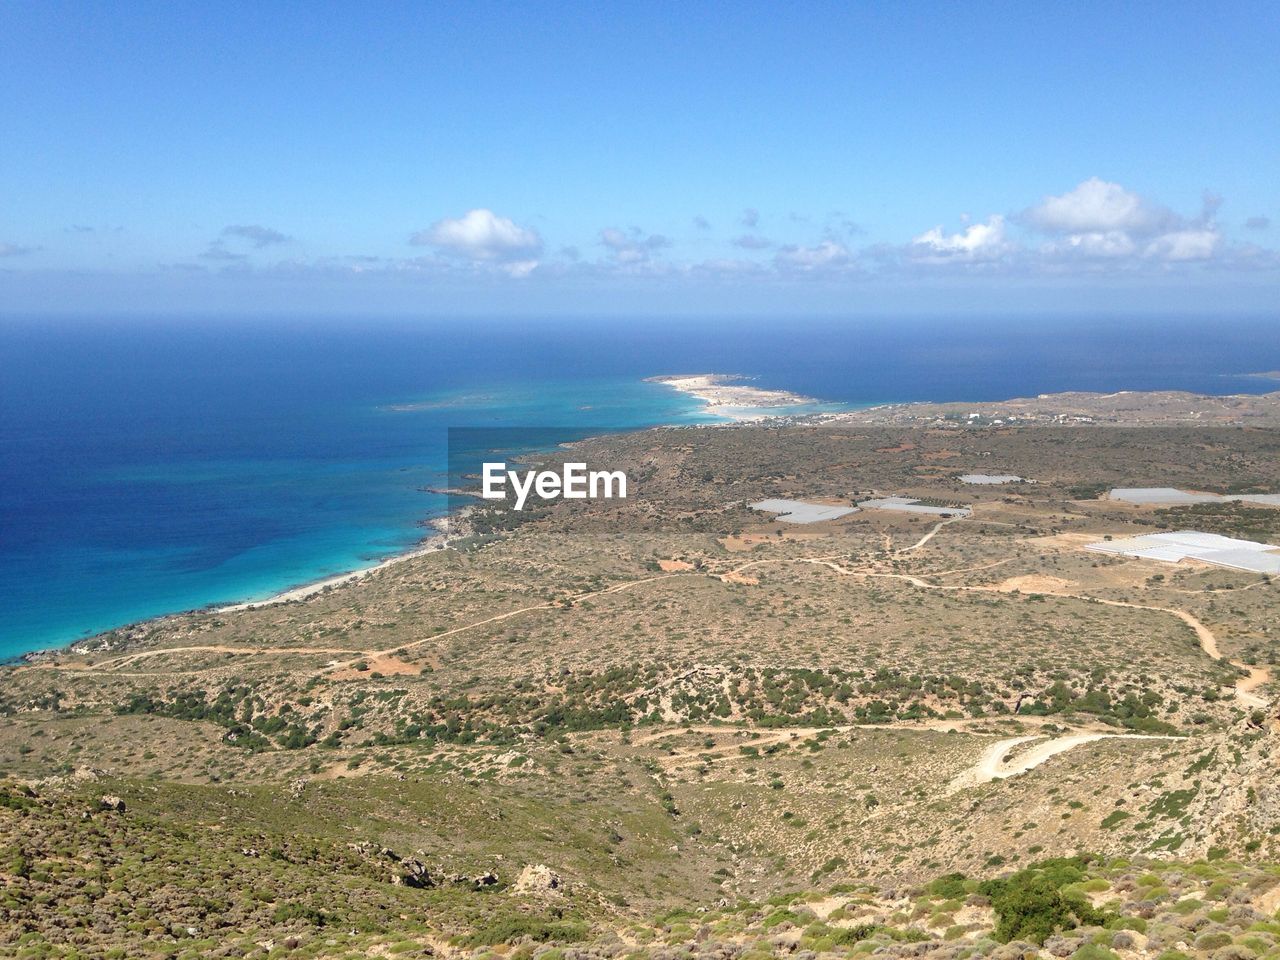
[740,552,1270,709]
[896,515,968,554]
[21,574,688,676]
[23,514,1272,713]
[637,720,1179,789]
[16,503,1271,797]
[946,732,1179,793]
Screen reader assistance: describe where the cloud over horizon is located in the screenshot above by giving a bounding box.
[11,179,1279,304]
[1024,178,1172,235]
[412,209,543,265]
[1021,179,1223,264]
[910,215,1010,262]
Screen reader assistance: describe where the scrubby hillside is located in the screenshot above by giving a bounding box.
[4,422,1280,957]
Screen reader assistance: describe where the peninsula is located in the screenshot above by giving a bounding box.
[647,373,819,419]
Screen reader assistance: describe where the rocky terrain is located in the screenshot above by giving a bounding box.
[4,412,1280,957]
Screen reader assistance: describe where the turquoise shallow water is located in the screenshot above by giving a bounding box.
[2,314,1278,658]
[0,370,725,657]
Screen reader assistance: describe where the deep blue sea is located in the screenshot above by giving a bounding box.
[2,314,1278,658]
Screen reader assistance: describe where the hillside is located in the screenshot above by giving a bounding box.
[4,419,1280,957]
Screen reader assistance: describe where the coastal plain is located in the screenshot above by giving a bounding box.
[5,394,1280,959]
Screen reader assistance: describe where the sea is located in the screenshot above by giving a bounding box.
[2,314,1278,659]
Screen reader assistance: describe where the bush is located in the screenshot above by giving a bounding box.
[980,858,1110,944]
[271,902,328,925]
[928,873,969,899]
[461,916,589,947]
[829,924,883,945]
[1194,932,1233,951]
[1071,945,1120,960]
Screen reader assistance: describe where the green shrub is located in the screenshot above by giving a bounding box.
[461,916,589,946]
[979,857,1110,944]
[1194,932,1233,951]
[828,924,882,945]
[1071,945,1119,960]
[928,873,969,899]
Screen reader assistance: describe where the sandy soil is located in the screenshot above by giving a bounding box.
[649,374,816,421]
[1022,532,1109,550]
[719,534,771,552]
[996,574,1078,593]
[330,655,422,681]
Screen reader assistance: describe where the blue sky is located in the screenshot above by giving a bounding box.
[1,0,1277,316]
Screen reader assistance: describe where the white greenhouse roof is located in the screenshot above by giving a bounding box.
[857,496,972,517]
[750,499,859,524]
[1085,530,1280,574]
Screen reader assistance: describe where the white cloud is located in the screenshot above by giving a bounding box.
[691,257,766,277]
[1027,178,1229,265]
[36,180,1270,292]
[1025,178,1169,235]
[911,215,1009,260]
[412,209,542,262]
[1053,231,1136,258]
[1144,228,1219,261]
[0,242,35,257]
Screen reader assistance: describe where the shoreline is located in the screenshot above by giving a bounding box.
[13,514,467,666]
[156,376,837,621]
[212,514,461,613]
[647,373,821,421]
[25,376,1252,664]
[10,373,842,664]
[12,371,849,665]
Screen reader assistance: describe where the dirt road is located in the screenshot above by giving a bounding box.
[947,732,1179,793]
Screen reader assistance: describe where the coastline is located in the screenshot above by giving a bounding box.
[14,378,1280,665]
[12,514,465,666]
[212,514,461,613]
[646,373,819,421]
[220,375,841,614]
[13,375,801,662]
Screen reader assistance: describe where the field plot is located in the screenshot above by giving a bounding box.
[1111,487,1280,507]
[857,496,972,516]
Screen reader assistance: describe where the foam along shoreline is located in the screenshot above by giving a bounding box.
[647,373,819,421]
[215,516,457,613]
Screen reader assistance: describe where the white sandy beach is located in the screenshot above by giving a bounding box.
[649,373,817,421]
[215,518,456,613]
